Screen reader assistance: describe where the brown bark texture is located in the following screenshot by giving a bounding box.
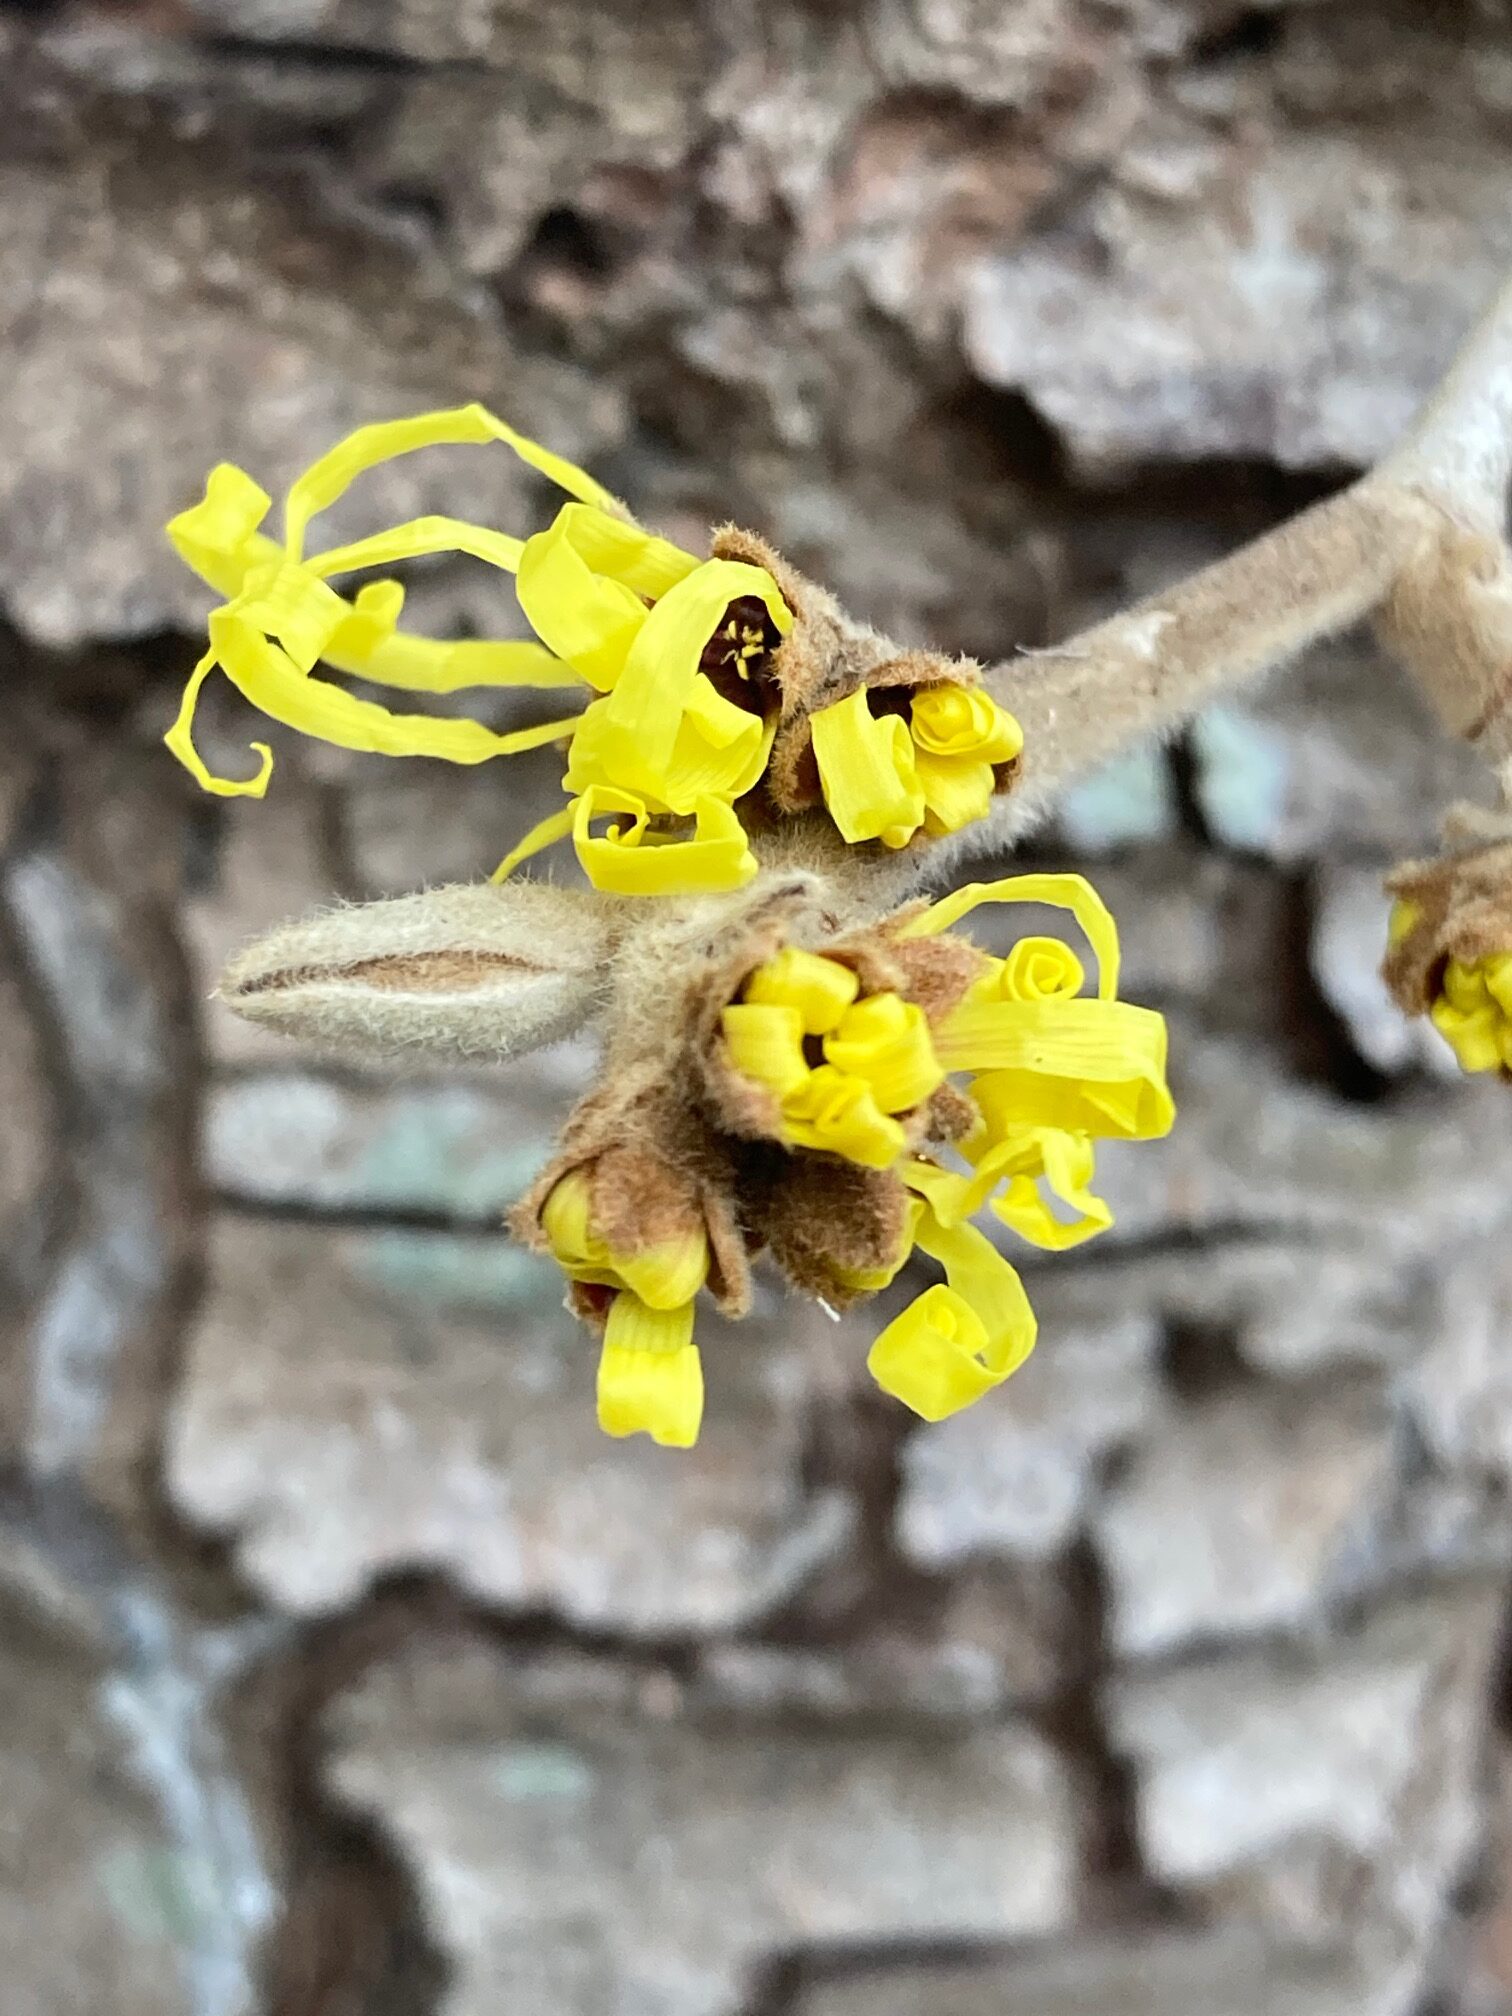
[5,3,1512,2013]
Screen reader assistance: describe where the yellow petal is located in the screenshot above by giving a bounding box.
[897,872,1122,1002]
[823,993,944,1113]
[281,403,620,562]
[721,1003,811,1099]
[597,1294,704,1448]
[547,499,701,601]
[1386,898,1422,947]
[162,647,274,799]
[207,609,582,777]
[306,514,526,583]
[910,683,1023,763]
[743,948,859,1035]
[489,804,577,884]
[572,788,758,896]
[1443,958,1491,1013]
[780,1065,906,1169]
[615,1230,710,1311]
[914,751,995,837]
[867,1205,1036,1420]
[1431,997,1504,1073]
[867,1286,995,1422]
[166,463,278,597]
[517,508,656,693]
[541,1169,605,1273]
[955,1003,1174,1142]
[1485,954,1512,1017]
[595,558,790,783]
[809,689,924,847]
[994,937,1085,1004]
[987,1128,1112,1252]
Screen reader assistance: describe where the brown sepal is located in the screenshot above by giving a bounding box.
[1383,837,1512,1016]
[746,1155,912,1312]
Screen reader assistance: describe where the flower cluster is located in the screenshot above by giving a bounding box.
[164,405,1020,894]
[527,875,1173,1445]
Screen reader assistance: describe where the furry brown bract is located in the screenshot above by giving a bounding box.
[216,269,1512,1422]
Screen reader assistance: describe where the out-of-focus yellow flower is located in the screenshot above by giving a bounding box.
[1429,952,1512,1073]
[808,681,1023,849]
[164,404,790,898]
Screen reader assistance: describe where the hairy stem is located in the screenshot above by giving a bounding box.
[971,268,1512,845]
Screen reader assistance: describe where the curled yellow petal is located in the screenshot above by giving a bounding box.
[866,1204,1036,1421]
[281,403,620,562]
[823,993,944,1113]
[572,788,757,896]
[596,558,790,785]
[910,684,1023,764]
[1431,996,1505,1073]
[167,464,278,597]
[207,609,581,778]
[780,1064,906,1169]
[597,1294,704,1448]
[986,1127,1112,1252]
[949,998,1174,1141]
[995,937,1085,1004]
[721,1003,810,1099]
[541,1171,708,1309]
[810,689,924,847]
[867,1286,995,1421]
[163,647,274,800]
[897,872,1122,1002]
[743,949,860,1034]
[517,507,656,692]
[914,751,995,837]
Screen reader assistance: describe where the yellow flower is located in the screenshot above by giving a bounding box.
[808,681,1023,849]
[1430,953,1512,1073]
[719,948,935,1166]
[164,404,791,899]
[718,873,1174,1427]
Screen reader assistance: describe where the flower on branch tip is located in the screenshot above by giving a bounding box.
[705,874,1177,1443]
[163,405,1024,898]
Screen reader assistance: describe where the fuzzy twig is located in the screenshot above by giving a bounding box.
[977,268,1512,840]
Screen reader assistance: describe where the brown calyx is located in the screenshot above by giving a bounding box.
[1383,836,1512,1016]
[711,524,990,822]
[745,1155,912,1311]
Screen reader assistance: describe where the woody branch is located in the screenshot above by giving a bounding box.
[978,266,1512,844]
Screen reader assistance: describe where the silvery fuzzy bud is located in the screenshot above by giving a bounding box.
[218,881,618,1061]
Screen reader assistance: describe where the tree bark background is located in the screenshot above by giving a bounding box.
[5,3,1512,2012]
